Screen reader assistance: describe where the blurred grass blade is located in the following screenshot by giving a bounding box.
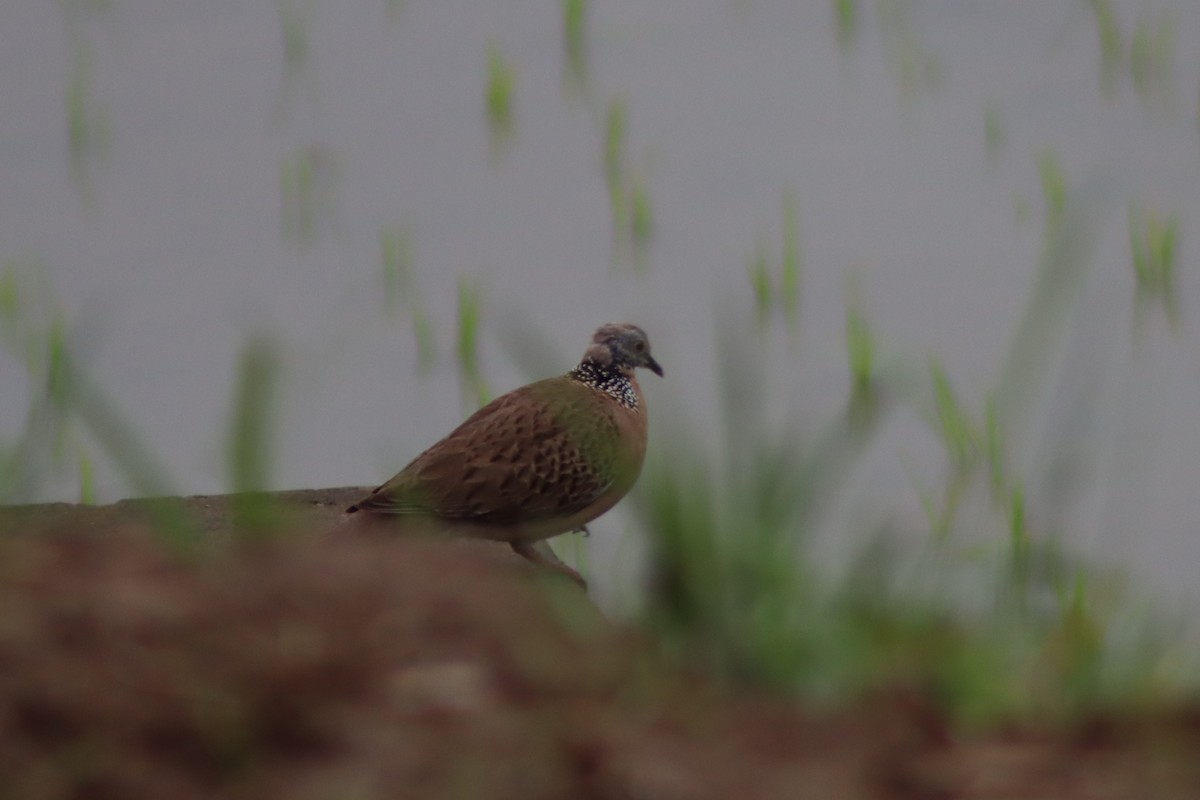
[456,277,489,410]
[877,0,943,99]
[780,190,801,332]
[485,41,516,158]
[748,239,773,327]
[276,0,311,77]
[226,335,283,536]
[562,0,589,94]
[379,224,437,371]
[1084,0,1124,96]
[992,152,1105,448]
[1129,11,1175,111]
[379,224,414,317]
[984,103,1004,164]
[844,283,875,408]
[280,145,339,246]
[59,345,193,542]
[65,38,110,206]
[77,448,95,505]
[930,359,978,471]
[1129,202,1180,327]
[833,0,859,50]
[603,95,626,191]
[227,335,280,495]
[272,0,321,120]
[630,173,653,248]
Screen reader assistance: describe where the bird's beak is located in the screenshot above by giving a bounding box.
[645,355,664,377]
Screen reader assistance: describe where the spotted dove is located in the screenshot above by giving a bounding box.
[343,323,663,585]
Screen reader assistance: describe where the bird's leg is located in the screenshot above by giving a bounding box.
[511,540,587,589]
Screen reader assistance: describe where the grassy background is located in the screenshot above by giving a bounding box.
[3,1,1198,729]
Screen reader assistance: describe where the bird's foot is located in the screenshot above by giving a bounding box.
[512,540,587,590]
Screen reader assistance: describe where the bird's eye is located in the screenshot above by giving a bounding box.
[634,341,645,352]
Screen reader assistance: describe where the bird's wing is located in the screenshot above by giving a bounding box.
[349,380,623,524]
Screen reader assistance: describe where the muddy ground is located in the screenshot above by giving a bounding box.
[1,492,1198,799]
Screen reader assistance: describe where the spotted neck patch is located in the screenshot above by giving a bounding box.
[569,358,638,409]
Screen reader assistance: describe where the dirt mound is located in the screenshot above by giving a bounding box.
[0,525,1198,799]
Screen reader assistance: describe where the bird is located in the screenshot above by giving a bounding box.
[342,322,663,586]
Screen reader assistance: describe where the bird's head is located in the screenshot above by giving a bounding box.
[583,323,664,378]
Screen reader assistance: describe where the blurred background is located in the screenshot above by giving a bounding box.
[2,1,1198,612]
